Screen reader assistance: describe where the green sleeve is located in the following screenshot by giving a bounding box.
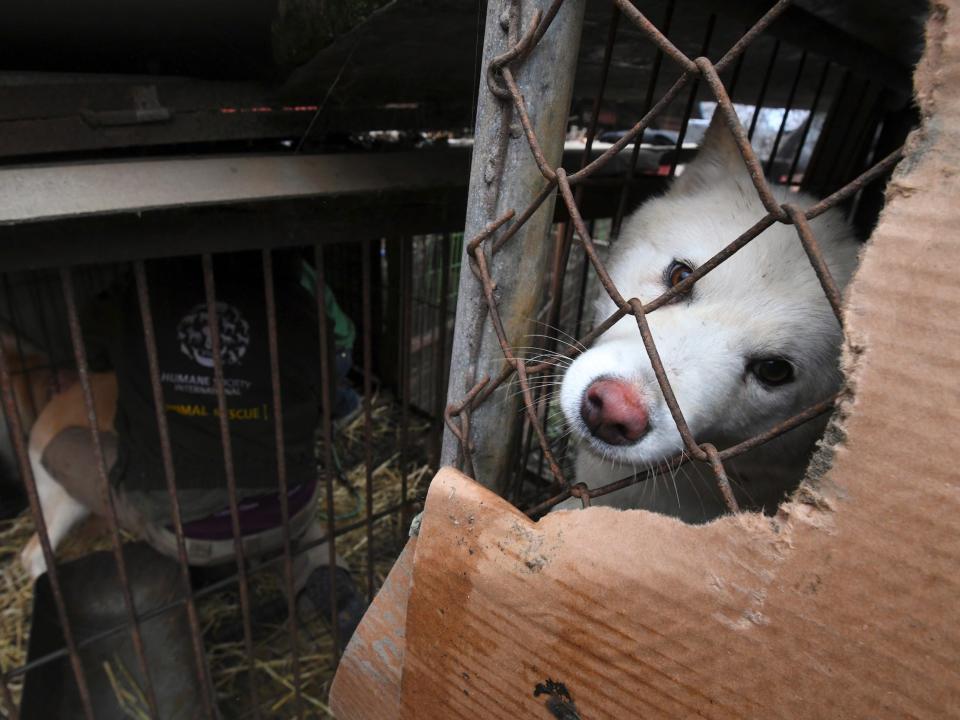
[299,260,357,351]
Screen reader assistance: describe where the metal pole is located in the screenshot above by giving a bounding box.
[440,0,586,491]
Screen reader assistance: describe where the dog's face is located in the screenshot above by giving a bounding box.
[559,120,859,468]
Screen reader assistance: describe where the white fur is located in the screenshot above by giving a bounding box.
[555,118,858,522]
[20,446,90,578]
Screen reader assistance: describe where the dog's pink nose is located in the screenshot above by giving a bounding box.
[580,378,649,446]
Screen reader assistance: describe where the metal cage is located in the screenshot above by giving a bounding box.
[0,0,922,717]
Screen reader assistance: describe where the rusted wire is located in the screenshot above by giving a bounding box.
[0,321,95,720]
[201,253,261,717]
[787,60,832,185]
[133,261,218,718]
[612,0,696,73]
[703,444,740,513]
[697,58,789,221]
[669,15,717,178]
[261,249,304,719]
[61,268,161,720]
[447,0,906,515]
[612,0,675,238]
[4,501,409,682]
[782,204,844,322]
[313,246,342,659]
[765,50,808,177]
[362,239,377,603]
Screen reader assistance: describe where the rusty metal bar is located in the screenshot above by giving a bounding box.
[525,2,621,498]
[669,14,716,177]
[703,443,740,513]
[553,2,619,334]
[782,204,844,322]
[823,79,874,192]
[132,261,217,718]
[1,275,39,424]
[612,0,675,239]
[612,0,697,73]
[361,239,376,603]
[805,147,904,220]
[60,267,161,720]
[802,68,852,193]
[0,320,95,720]
[6,500,408,682]
[747,39,780,141]
[719,392,841,460]
[313,245,341,658]
[787,59,832,185]
[765,50,807,179]
[399,237,412,514]
[200,253,260,717]
[567,0,791,188]
[28,270,62,394]
[722,29,747,100]
[411,237,428,411]
[261,249,304,718]
[713,0,790,74]
[698,59,788,221]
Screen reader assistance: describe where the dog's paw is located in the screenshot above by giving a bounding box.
[20,534,46,579]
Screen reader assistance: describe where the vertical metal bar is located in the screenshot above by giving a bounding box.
[313,246,341,657]
[824,81,877,192]
[764,50,807,178]
[412,237,427,411]
[1,275,38,424]
[132,261,218,719]
[261,249,303,719]
[361,239,376,603]
[60,268,161,720]
[787,60,831,186]
[0,316,95,720]
[818,78,871,192]
[431,234,452,469]
[1,674,20,720]
[440,0,588,488]
[413,234,437,410]
[747,39,780,141]
[513,2,619,497]
[29,270,62,392]
[612,0,675,239]
[554,3,620,304]
[723,31,747,101]
[200,253,260,717]
[669,14,716,177]
[399,238,412,510]
[572,222,595,339]
[802,68,851,194]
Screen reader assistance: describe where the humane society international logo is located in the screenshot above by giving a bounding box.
[177,302,251,368]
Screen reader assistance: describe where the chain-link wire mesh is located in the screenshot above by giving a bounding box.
[444,0,905,516]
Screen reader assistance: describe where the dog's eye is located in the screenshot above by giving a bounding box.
[666,261,694,290]
[749,358,795,386]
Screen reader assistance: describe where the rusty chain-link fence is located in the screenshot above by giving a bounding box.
[443,0,906,516]
[0,0,915,716]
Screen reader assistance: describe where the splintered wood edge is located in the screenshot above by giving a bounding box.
[329,537,416,720]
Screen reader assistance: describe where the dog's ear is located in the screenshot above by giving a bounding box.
[669,109,752,196]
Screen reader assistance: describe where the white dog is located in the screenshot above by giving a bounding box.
[555,117,858,522]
